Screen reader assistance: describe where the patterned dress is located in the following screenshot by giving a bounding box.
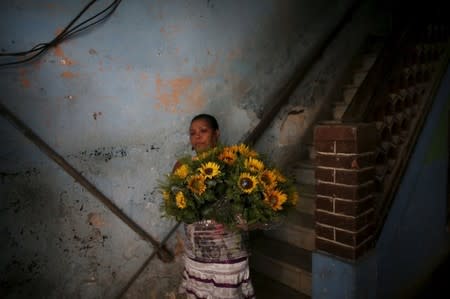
[179,220,255,299]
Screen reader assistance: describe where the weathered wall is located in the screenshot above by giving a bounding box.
[0,0,389,298]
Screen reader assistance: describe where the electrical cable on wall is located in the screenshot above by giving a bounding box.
[0,0,122,67]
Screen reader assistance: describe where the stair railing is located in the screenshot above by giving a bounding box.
[337,14,449,249]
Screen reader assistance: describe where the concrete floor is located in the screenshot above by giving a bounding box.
[412,253,450,299]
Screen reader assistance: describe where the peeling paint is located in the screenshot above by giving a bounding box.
[159,24,181,38]
[92,112,102,120]
[67,145,130,163]
[154,74,206,113]
[60,71,78,79]
[228,47,243,60]
[88,213,105,228]
[140,73,149,81]
[19,69,31,88]
[53,45,76,66]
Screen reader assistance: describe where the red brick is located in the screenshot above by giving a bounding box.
[316,168,335,182]
[335,168,375,185]
[315,210,373,231]
[335,225,374,247]
[335,140,375,153]
[316,236,374,260]
[315,123,377,140]
[315,141,335,153]
[316,238,356,260]
[334,197,374,216]
[316,153,375,169]
[315,125,358,141]
[314,123,378,153]
[316,196,334,211]
[316,182,375,200]
[335,141,359,153]
[316,223,334,240]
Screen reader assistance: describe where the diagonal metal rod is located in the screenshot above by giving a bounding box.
[116,222,181,299]
[0,101,174,263]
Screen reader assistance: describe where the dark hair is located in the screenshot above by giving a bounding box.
[191,113,219,131]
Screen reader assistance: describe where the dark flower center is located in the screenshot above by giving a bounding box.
[261,174,270,184]
[270,196,277,204]
[240,178,253,189]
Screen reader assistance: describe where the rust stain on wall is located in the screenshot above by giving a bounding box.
[54,27,63,36]
[140,73,149,81]
[193,58,218,78]
[88,213,106,228]
[53,45,76,66]
[160,24,181,38]
[154,74,206,113]
[228,47,243,60]
[60,71,78,79]
[32,59,43,70]
[19,69,31,88]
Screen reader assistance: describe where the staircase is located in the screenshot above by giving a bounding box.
[249,35,385,299]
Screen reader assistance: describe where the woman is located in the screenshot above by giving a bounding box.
[176,113,256,299]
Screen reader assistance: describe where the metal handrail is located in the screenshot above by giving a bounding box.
[339,12,450,241]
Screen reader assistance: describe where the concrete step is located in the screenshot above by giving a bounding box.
[264,209,315,251]
[342,84,358,104]
[292,159,316,186]
[250,233,312,296]
[360,53,377,71]
[251,270,310,299]
[352,69,369,86]
[296,183,316,214]
[299,141,315,161]
[333,101,348,120]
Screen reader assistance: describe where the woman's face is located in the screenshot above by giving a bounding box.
[189,119,219,153]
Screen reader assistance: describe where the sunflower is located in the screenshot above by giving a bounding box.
[289,190,300,206]
[195,147,219,160]
[264,189,288,211]
[218,149,237,165]
[226,144,240,153]
[198,162,221,179]
[236,144,258,157]
[259,169,277,190]
[245,157,265,173]
[162,190,170,203]
[175,191,187,209]
[187,174,207,195]
[273,169,287,183]
[238,173,258,194]
[174,164,190,179]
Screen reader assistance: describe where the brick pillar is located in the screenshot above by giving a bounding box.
[314,122,378,260]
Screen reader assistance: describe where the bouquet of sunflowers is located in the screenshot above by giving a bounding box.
[158,143,299,230]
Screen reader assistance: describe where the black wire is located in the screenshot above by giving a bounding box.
[0,0,121,67]
[56,0,121,42]
[0,0,98,58]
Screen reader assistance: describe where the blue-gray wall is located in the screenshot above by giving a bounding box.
[0,0,388,297]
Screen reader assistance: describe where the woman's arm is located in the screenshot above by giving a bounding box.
[172,160,181,173]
